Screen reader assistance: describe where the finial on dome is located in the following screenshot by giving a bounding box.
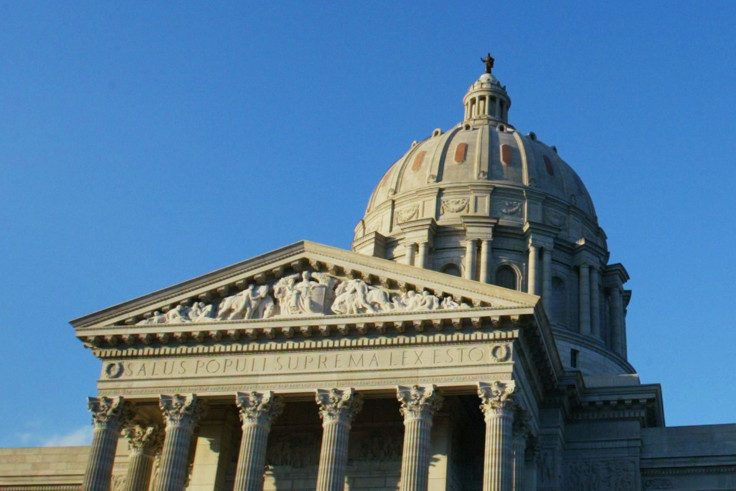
[481,53,494,74]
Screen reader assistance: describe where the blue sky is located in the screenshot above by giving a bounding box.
[1,2,735,447]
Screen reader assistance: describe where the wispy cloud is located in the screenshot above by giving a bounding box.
[41,426,92,447]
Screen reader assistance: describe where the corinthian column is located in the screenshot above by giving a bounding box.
[83,396,129,491]
[153,394,206,491]
[315,388,363,491]
[527,243,538,294]
[122,423,163,491]
[478,381,516,491]
[397,385,443,491]
[234,391,284,491]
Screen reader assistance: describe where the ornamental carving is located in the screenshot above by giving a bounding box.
[397,384,443,421]
[266,432,320,468]
[440,197,469,214]
[564,459,636,490]
[395,205,419,224]
[477,380,516,413]
[123,423,163,455]
[315,388,363,424]
[500,200,522,216]
[133,276,471,325]
[236,391,284,428]
[159,394,206,430]
[88,396,129,430]
[356,429,403,461]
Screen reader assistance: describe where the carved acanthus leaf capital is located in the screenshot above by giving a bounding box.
[123,423,164,455]
[87,396,130,430]
[236,391,284,428]
[478,380,516,415]
[159,394,206,430]
[315,388,363,425]
[397,385,443,422]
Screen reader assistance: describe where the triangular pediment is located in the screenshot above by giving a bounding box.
[72,241,539,333]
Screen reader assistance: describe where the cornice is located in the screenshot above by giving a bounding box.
[80,308,534,358]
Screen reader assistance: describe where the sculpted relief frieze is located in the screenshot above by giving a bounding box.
[133,273,470,326]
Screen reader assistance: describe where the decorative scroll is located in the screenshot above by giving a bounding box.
[159,394,206,430]
[134,276,471,325]
[123,423,164,454]
[88,396,130,430]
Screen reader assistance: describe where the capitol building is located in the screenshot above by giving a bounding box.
[2,56,735,491]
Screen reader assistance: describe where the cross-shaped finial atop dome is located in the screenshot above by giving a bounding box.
[481,53,494,73]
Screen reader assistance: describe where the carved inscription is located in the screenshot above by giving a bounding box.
[102,344,508,380]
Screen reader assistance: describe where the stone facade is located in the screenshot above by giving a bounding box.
[2,59,735,491]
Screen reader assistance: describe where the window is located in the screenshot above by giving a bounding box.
[441,263,461,277]
[496,265,517,290]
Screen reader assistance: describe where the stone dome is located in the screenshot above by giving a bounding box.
[352,58,633,378]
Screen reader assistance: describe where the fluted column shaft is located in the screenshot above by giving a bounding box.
[83,397,128,491]
[590,266,601,338]
[397,385,443,491]
[527,245,538,294]
[542,248,552,309]
[153,394,205,491]
[479,239,492,283]
[234,391,284,491]
[478,381,516,491]
[315,388,363,491]
[464,240,477,280]
[579,264,591,334]
[123,423,162,491]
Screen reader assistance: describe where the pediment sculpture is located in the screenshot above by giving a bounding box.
[136,272,471,325]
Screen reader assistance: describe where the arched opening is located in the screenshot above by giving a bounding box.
[441,263,461,277]
[495,265,517,290]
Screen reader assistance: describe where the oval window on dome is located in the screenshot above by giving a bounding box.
[500,144,512,165]
[412,151,425,171]
[454,143,468,163]
[543,155,555,176]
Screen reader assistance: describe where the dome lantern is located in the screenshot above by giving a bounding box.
[463,53,511,124]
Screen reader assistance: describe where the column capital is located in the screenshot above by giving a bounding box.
[123,423,163,455]
[397,384,443,422]
[478,381,516,414]
[236,391,284,428]
[88,396,130,430]
[159,394,206,431]
[316,388,363,425]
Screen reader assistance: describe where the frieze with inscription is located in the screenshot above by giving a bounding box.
[133,275,471,326]
[101,343,512,381]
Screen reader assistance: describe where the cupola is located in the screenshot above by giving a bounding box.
[462,53,511,124]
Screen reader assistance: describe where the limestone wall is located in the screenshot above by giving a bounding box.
[0,446,88,490]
